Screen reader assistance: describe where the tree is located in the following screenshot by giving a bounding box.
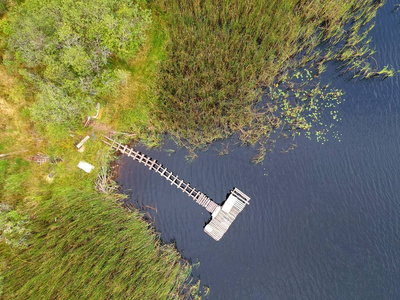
[3,0,151,125]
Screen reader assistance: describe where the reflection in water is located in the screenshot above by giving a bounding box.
[118,2,400,299]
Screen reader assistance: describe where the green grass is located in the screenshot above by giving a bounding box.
[0,2,193,295]
[103,18,168,146]
[0,47,192,299]
[0,136,193,299]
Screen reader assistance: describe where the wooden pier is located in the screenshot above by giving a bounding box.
[103,136,250,241]
[204,188,250,241]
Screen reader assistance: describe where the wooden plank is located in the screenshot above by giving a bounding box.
[197,194,204,204]
[196,194,202,203]
[170,175,177,185]
[181,183,188,192]
[122,145,128,154]
[198,195,206,205]
[206,201,218,213]
[232,188,250,204]
[76,135,90,149]
[186,188,193,195]
[188,188,196,197]
[149,159,156,170]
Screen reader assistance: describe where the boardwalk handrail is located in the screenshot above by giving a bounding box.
[102,136,219,213]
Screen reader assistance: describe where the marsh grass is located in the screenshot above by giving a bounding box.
[2,183,191,299]
[153,0,390,160]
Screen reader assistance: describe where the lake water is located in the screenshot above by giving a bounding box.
[118,2,400,299]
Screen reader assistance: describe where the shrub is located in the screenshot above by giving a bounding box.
[4,0,151,125]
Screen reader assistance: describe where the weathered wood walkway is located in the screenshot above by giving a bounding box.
[103,136,250,241]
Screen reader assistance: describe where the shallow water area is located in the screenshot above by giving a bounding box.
[117,2,400,299]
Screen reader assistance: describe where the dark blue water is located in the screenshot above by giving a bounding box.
[118,2,400,299]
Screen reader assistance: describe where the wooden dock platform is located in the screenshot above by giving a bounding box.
[103,136,250,241]
[204,188,250,241]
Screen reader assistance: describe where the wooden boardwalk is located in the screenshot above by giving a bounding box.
[103,136,250,241]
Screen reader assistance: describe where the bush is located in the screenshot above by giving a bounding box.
[5,0,151,125]
[0,1,7,17]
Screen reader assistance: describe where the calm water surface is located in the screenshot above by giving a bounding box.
[118,2,400,299]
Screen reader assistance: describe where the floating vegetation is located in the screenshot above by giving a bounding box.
[267,68,344,144]
[214,142,230,157]
[360,64,397,79]
[164,148,176,156]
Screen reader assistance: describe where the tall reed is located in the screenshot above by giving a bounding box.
[153,0,387,159]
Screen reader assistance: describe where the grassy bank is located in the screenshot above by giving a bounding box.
[0,61,196,298]
[0,0,196,298]
[102,19,168,146]
[1,174,190,299]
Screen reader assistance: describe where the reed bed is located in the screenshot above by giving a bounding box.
[1,162,192,299]
[153,0,386,156]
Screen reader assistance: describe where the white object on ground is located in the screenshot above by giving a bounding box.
[93,103,100,119]
[77,161,94,173]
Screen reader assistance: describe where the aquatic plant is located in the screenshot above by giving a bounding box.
[267,68,344,144]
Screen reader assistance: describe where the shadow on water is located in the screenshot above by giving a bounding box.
[117,1,400,299]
